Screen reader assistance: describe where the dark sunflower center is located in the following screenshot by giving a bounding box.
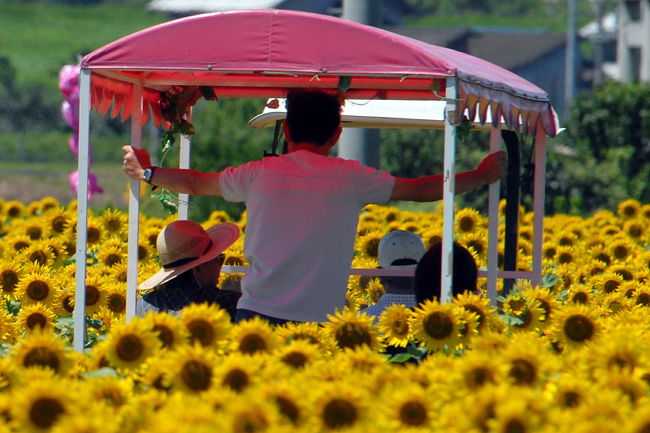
[29,397,65,429]
[458,216,475,232]
[138,245,148,261]
[116,334,144,362]
[364,237,380,258]
[26,313,48,330]
[14,240,29,251]
[29,250,48,265]
[180,360,212,391]
[504,418,527,433]
[239,333,267,354]
[613,246,630,260]
[23,346,61,372]
[466,367,494,388]
[563,315,594,342]
[637,293,650,306]
[334,322,372,349]
[187,319,216,346]
[1,270,18,293]
[281,351,309,369]
[152,324,175,349]
[390,319,409,336]
[62,296,74,313]
[322,398,358,429]
[399,401,428,426]
[85,285,100,306]
[27,281,49,301]
[275,396,300,424]
[222,368,249,393]
[52,216,68,233]
[106,219,121,232]
[87,227,101,244]
[509,359,537,385]
[562,391,581,408]
[423,312,453,340]
[105,254,122,267]
[572,292,588,304]
[108,294,126,313]
[26,227,42,240]
[604,280,620,293]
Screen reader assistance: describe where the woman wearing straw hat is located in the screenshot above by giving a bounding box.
[136,220,241,320]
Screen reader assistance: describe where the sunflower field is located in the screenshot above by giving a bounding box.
[1,196,650,433]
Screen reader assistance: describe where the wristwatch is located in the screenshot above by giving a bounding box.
[142,167,156,184]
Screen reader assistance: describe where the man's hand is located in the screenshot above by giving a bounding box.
[122,145,151,180]
[475,151,507,184]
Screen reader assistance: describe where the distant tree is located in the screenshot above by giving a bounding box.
[545,80,650,215]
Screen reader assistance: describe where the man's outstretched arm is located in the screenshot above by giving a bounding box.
[122,145,223,196]
[390,151,507,202]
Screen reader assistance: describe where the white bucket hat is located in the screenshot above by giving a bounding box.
[378,230,426,269]
[139,220,240,291]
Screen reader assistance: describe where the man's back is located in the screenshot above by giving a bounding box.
[219,150,394,322]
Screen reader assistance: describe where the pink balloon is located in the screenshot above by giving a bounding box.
[68,135,79,156]
[59,65,80,98]
[69,170,104,200]
[61,100,79,130]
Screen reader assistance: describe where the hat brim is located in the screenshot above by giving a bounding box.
[138,222,240,291]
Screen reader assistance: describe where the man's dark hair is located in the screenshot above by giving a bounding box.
[414,242,478,304]
[285,89,341,146]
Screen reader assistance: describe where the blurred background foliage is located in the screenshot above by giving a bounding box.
[1,0,647,220]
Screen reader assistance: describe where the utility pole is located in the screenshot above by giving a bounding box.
[565,0,577,110]
[338,0,382,168]
[592,0,606,86]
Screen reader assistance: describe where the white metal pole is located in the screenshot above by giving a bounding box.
[441,77,457,304]
[73,69,91,352]
[487,128,501,304]
[178,108,191,220]
[532,128,547,287]
[126,85,143,322]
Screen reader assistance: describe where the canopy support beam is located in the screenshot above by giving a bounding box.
[126,85,144,322]
[440,77,457,304]
[178,108,192,220]
[532,128,546,287]
[486,128,501,304]
[73,68,92,353]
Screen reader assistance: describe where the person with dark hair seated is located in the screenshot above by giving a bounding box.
[414,241,478,304]
[136,220,241,320]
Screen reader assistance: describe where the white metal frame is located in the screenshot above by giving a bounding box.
[72,72,548,351]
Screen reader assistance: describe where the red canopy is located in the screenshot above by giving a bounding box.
[82,9,558,136]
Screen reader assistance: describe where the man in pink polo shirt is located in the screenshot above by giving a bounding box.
[122,89,506,324]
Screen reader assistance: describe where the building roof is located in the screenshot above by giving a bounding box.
[388,26,566,71]
[147,0,284,13]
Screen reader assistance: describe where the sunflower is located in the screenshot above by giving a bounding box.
[383,385,433,431]
[46,208,72,237]
[421,229,443,249]
[275,321,332,351]
[610,263,636,282]
[221,394,279,433]
[312,382,368,432]
[460,232,488,260]
[590,328,647,373]
[97,242,125,268]
[0,260,22,299]
[555,245,577,265]
[550,304,600,349]
[276,339,322,370]
[455,207,483,234]
[16,303,56,333]
[634,286,650,308]
[81,376,133,411]
[16,270,56,307]
[617,198,641,220]
[453,292,496,333]
[142,226,162,249]
[356,230,384,259]
[259,381,309,427]
[230,316,280,355]
[11,329,72,375]
[21,218,46,241]
[6,234,32,254]
[323,308,382,352]
[50,410,118,433]
[215,354,258,393]
[0,313,15,345]
[82,274,107,315]
[568,285,593,305]
[459,350,505,390]
[103,284,127,315]
[163,344,217,394]
[100,320,161,371]
[377,303,413,347]
[52,288,75,316]
[20,241,55,267]
[487,397,539,433]
[410,300,463,352]
[589,244,612,266]
[100,208,127,239]
[623,218,646,241]
[36,197,60,215]
[139,311,186,351]
[4,200,25,219]
[180,303,232,348]
[10,378,71,433]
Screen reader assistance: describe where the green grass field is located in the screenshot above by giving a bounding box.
[0,2,168,90]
